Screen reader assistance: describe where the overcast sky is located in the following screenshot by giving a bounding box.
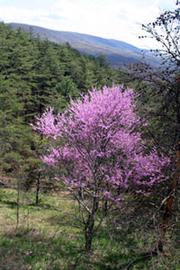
[0,0,176,49]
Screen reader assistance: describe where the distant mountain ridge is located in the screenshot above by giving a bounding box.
[9,22,156,67]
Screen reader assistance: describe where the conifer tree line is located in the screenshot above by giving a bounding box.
[0,22,126,188]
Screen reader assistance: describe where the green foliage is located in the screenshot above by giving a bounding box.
[0,22,126,188]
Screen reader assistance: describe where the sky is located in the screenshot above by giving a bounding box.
[0,0,177,49]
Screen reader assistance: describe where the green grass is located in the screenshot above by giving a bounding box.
[0,188,179,270]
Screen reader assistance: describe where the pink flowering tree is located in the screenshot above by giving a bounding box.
[33,85,169,253]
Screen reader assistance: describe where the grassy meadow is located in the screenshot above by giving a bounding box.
[0,187,179,270]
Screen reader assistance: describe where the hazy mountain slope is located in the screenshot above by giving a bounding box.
[9,22,155,67]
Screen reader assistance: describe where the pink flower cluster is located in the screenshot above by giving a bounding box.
[33,86,169,198]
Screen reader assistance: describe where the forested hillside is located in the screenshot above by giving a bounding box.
[0,22,127,181]
[9,22,159,67]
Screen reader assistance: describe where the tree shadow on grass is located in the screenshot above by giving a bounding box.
[0,199,18,208]
[46,213,81,229]
[0,197,61,212]
[28,202,60,211]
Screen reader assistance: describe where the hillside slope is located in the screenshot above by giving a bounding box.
[9,22,155,67]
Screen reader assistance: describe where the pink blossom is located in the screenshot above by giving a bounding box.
[33,85,169,199]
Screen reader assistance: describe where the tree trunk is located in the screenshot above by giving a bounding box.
[158,141,180,251]
[35,172,40,205]
[78,187,84,200]
[84,195,99,253]
[85,215,95,253]
[104,200,108,216]
[16,178,20,229]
